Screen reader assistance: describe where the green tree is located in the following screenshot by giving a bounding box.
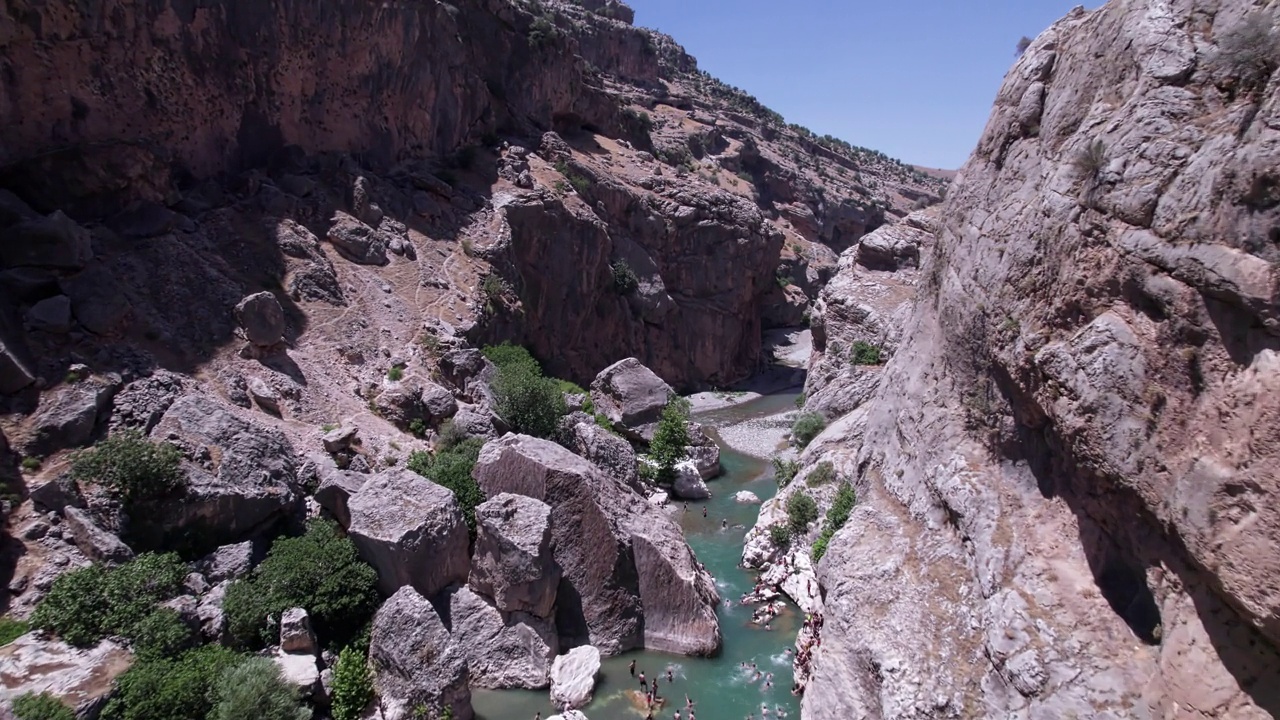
[129,608,194,660]
[648,396,691,484]
[790,412,826,448]
[407,437,486,533]
[785,492,819,535]
[12,692,75,720]
[208,657,310,720]
[483,343,567,439]
[103,645,242,720]
[850,341,883,365]
[70,431,184,505]
[331,646,375,720]
[223,519,379,650]
[771,457,801,487]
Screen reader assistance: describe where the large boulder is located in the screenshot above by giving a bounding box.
[437,349,495,405]
[311,455,366,529]
[327,212,389,266]
[63,506,134,564]
[472,435,721,656]
[671,461,710,500]
[549,645,600,711]
[22,375,120,456]
[149,395,302,550]
[0,210,93,269]
[449,586,557,690]
[589,358,673,441]
[562,419,641,492]
[0,634,132,716]
[370,587,472,720]
[196,541,257,583]
[420,382,459,425]
[347,469,469,597]
[234,291,286,347]
[469,493,560,618]
[279,607,318,655]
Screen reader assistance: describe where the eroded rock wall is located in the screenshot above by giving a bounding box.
[801,2,1280,718]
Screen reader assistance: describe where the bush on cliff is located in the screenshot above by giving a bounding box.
[483,343,567,439]
[791,412,826,448]
[407,437,486,534]
[12,692,75,720]
[103,645,243,720]
[31,553,187,648]
[649,396,691,484]
[771,456,801,487]
[330,646,376,720]
[71,430,184,505]
[223,519,379,650]
[786,492,819,535]
[811,483,857,563]
[208,657,310,720]
[850,341,883,365]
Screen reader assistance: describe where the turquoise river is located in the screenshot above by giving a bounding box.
[472,391,803,720]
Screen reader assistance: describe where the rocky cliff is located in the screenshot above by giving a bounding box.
[783,1,1280,718]
[0,0,944,395]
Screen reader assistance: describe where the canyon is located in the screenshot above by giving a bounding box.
[1,0,1278,719]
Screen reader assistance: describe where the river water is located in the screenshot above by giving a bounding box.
[472,392,803,720]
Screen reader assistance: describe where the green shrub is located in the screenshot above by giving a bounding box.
[611,260,639,294]
[209,657,310,720]
[223,519,379,650]
[850,341,883,365]
[408,418,427,437]
[791,412,826,448]
[806,460,836,487]
[331,646,375,720]
[555,379,596,414]
[103,645,242,720]
[12,692,75,720]
[785,492,819,535]
[71,431,184,505]
[771,457,801,487]
[793,392,806,409]
[407,438,486,533]
[1015,35,1032,56]
[435,420,468,451]
[31,553,186,647]
[648,396,691,484]
[387,365,404,381]
[775,267,792,288]
[812,483,857,563]
[1072,139,1107,179]
[0,617,30,645]
[767,524,791,548]
[20,456,41,472]
[483,344,566,439]
[129,608,194,660]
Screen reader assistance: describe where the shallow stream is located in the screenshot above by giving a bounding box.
[472,392,803,720]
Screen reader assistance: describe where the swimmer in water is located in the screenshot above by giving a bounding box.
[630,659,636,676]
[722,518,728,529]
[702,507,707,518]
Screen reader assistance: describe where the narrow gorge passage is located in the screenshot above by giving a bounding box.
[473,393,803,720]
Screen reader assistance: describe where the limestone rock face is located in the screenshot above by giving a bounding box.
[149,395,302,549]
[589,358,673,441]
[671,462,710,500]
[370,587,472,720]
[799,3,1280,718]
[234,291,286,347]
[469,493,560,618]
[326,211,389,266]
[472,434,720,656]
[347,468,470,597]
[0,634,133,716]
[0,211,93,269]
[279,607,318,655]
[450,586,557,690]
[22,375,119,456]
[63,506,134,564]
[549,645,600,711]
[561,418,640,492]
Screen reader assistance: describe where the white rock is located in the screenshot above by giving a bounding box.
[549,646,600,710]
[734,490,761,504]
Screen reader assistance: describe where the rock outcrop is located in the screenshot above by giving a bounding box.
[469,493,561,619]
[472,434,720,656]
[799,3,1280,718]
[589,358,675,441]
[0,634,133,717]
[549,645,601,711]
[347,469,470,597]
[450,586,557,690]
[370,587,472,720]
[147,395,302,550]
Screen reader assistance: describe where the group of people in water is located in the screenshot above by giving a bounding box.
[628,660,702,720]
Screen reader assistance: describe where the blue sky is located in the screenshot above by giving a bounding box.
[629,0,1100,169]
